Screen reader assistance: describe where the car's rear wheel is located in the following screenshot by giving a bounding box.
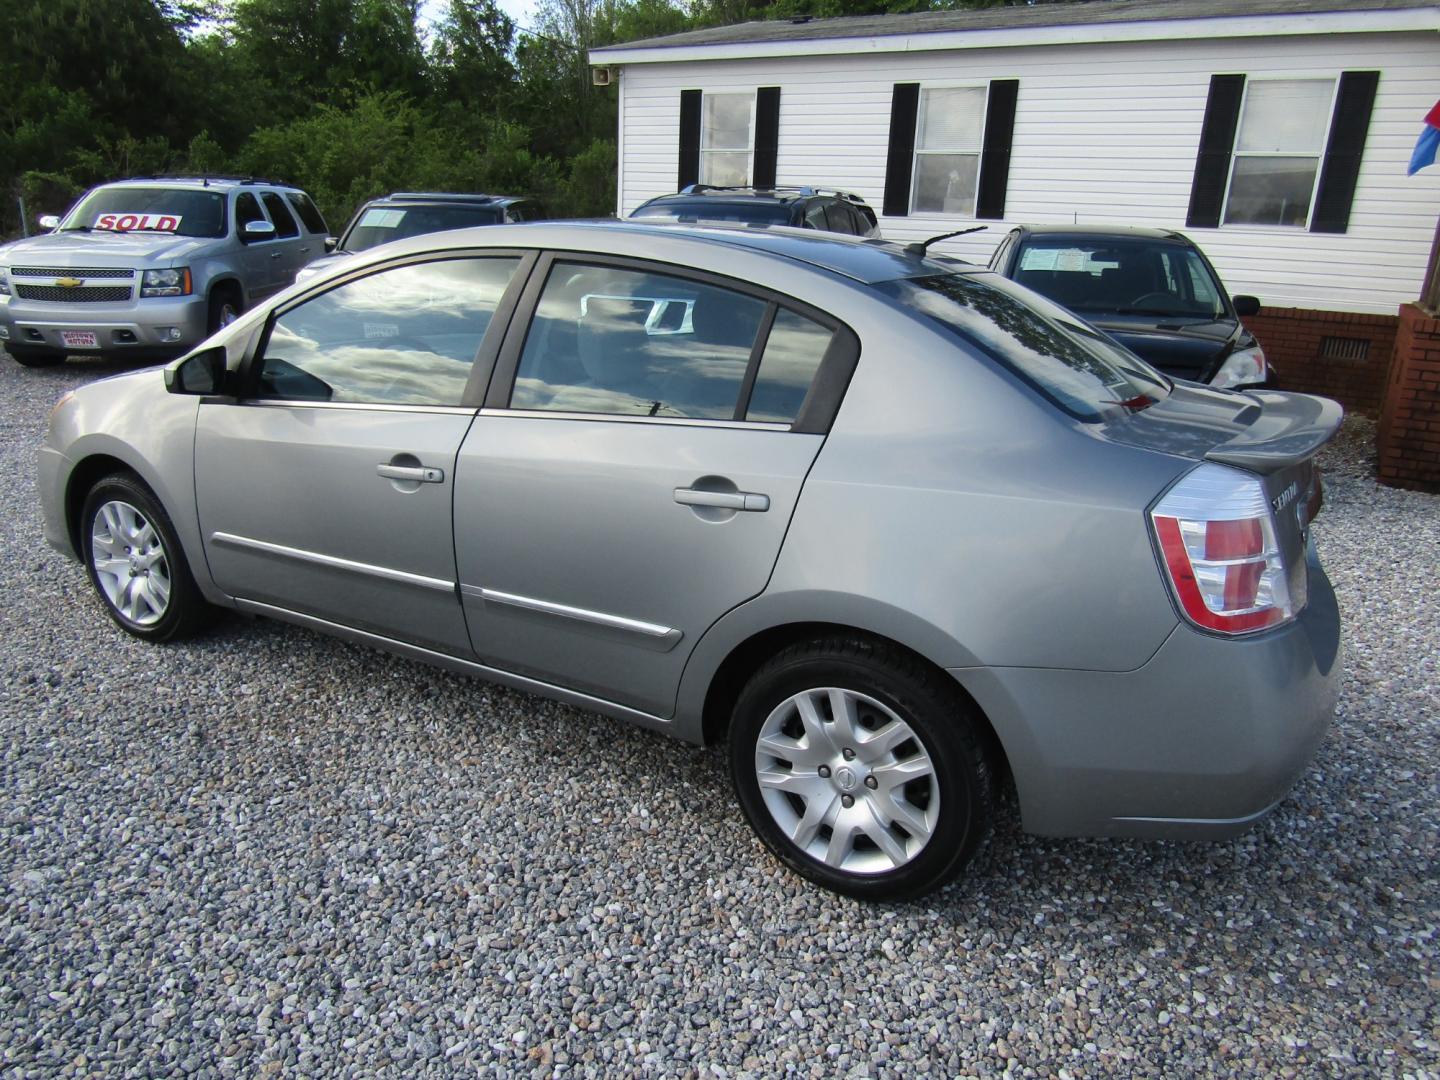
[80,473,214,642]
[730,635,994,900]
[6,345,63,368]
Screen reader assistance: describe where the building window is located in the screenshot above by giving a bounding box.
[700,92,755,187]
[1223,78,1336,228]
[911,86,988,215]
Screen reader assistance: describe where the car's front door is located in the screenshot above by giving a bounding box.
[454,256,852,715]
[194,254,527,654]
[233,191,286,301]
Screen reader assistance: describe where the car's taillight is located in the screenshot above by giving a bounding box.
[1150,463,1296,635]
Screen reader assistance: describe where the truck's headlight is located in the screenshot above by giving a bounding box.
[1211,345,1267,390]
[141,267,192,297]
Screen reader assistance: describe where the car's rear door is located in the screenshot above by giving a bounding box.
[194,252,530,654]
[453,254,856,716]
[259,190,314,287]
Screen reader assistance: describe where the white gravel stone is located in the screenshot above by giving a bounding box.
[0,359,1437,1077]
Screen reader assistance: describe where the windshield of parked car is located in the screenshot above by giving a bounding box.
[341,204,506,252]
[630,200,792,226]
[1010,237,1228,319]
[877,271,1171,422]
[59,187,228,238]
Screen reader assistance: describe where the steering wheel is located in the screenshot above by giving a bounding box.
[1128,292,1175,310]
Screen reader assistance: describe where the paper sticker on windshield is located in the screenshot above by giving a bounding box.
[94,213,182,232]
[358,208,406,229]
[363,322,400,339]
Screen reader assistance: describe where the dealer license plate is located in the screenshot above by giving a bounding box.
[60,330,99,349]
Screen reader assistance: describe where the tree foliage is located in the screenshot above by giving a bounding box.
[0,0,1064,237]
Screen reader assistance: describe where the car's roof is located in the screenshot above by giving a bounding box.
[100,177,302,193]
[1011,224,1191,243]
[368,219,972,285]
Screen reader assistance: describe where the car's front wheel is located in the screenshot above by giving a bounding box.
[6,345,63,368]
[80,473,214,642]
[730,636,994,900]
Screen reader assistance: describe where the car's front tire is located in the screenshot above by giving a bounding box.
[80,473,214,642]
[730,635,994,901]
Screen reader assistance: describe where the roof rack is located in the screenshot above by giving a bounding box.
[120,174,296,188]
[678,183,867,203]
[384,191,512,203]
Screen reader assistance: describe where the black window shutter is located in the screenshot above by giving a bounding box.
[753,86,781,188]
[678,89,702,190]
[1311,70,1379,234]
[976,79,1019,220]
[883,83,920,217]
[1186,74,1246,229]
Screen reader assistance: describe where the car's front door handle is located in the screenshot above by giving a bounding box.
[378,464,445,484]
[674,487,769,512]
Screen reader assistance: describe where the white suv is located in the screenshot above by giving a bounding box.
[0,176,329,368]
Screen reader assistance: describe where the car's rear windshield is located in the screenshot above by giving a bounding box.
[60,187,228,239]
[1012,237,1228,320]
[876,272,1171,422]
[631,201,791,226]
[342,203,505,252]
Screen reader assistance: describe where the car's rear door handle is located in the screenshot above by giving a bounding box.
[674,487,769,512]
[378,464,445,483]
[270,251,284,259]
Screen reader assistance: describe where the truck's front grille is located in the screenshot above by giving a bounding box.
[14,284,133,303]
[10,266,135,279]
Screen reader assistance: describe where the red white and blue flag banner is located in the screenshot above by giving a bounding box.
[1407,100,1440,175]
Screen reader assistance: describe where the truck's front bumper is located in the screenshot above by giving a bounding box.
[1,293,208,359]
[955,539,1342,840]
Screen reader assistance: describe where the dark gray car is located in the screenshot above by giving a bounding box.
[37,222,1342,899]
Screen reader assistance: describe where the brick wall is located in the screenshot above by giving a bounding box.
[1240,307,1398,415]
[1377,303,1440,493]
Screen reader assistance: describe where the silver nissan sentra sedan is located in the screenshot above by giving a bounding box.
[38,221,1342,900]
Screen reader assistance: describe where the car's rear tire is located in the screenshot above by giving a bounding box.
[80,473,215,642]
[6,345,63,368]
[207,287,243,334]
[729,635,994,901]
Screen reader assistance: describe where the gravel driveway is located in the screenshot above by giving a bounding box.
[1,358,1436,1078]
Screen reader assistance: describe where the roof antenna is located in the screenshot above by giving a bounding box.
[904,225,986,258]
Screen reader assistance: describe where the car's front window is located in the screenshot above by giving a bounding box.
[341,204,505,252]
[877,271,1171,422]
[59,187,228,239]
[1011,238,1227,319]
[631,201,791,226]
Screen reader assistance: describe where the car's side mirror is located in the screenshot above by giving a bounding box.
[324,235,339,253]
[165,347,229,395]
[241,219,277,242]
[37,214,61,230]
[1232,295,1261,317]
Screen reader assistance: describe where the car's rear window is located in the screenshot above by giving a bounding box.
[342,204,505,252]
[60,187,228,239]
[631,201,792,226]
[876,272,1171,422]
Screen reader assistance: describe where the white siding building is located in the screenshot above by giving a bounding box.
[591,0,1440,325]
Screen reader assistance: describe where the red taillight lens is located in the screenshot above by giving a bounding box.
[1151,463,1296,636]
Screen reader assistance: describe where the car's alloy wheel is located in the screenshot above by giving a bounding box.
[90,499,172,627]
[81,473,214,642]
[731,636,993,900]
[753,687,939,874]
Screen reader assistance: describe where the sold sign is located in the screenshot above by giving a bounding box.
[95,213,183,232]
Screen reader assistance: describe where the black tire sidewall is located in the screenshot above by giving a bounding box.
[730,646,988,901]
[7,347,63,368]
[207,289,242,334]
[80,474,203,643]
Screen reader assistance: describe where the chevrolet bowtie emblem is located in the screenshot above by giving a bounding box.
[55,277,84,288]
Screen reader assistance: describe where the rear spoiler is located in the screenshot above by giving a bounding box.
[1204,391,1344,474]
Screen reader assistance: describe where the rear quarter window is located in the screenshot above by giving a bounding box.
[877,272,1171,422]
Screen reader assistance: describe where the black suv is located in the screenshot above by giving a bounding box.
[296,192,545,282]
[630,186,880,238]
[989,225,1270,390]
